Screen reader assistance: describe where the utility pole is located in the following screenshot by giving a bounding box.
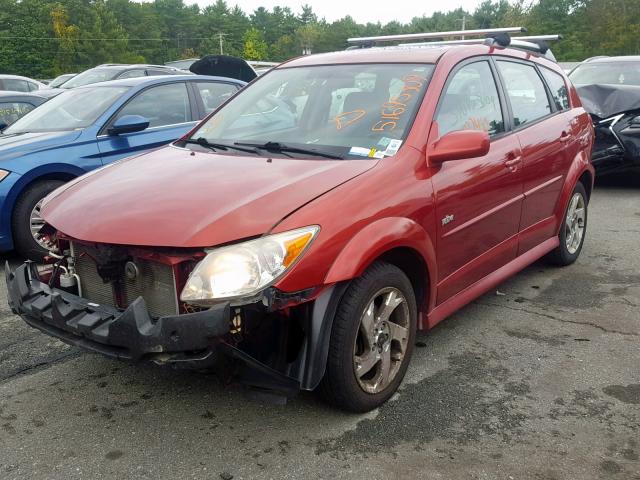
[216,32,227,55]
[457,14,467,40]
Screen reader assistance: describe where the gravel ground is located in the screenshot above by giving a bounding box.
[1,175,638,480]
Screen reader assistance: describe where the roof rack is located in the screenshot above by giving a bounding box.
[347,27,526,45]
[347,28,562,61]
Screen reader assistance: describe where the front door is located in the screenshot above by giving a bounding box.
[431,59,524,303]
[97,82,197,164]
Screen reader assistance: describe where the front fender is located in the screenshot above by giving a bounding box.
[324,217,437,319]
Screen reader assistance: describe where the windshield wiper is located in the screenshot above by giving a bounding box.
[182,137,258,154]
[234,141,344,160]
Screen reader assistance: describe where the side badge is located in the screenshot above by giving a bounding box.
[442,214,455,226]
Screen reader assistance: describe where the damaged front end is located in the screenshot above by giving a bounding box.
[5,239,343,399]
[576,84,640,175]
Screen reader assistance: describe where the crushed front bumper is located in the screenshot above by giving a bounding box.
[5,262,302,396]
[5,261,231,362]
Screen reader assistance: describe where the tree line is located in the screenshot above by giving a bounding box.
[1,0,638,78]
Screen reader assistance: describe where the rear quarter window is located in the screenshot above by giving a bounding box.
[541,68,570,110]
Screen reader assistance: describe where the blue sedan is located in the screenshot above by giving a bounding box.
[0,74,245,260]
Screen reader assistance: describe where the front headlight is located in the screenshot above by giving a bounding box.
[180,225,319,304]
[0,169,9,182]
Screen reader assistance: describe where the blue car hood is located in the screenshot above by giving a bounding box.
[0,130,83,164]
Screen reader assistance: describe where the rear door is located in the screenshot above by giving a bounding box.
[432,59,524,303]
[96,81,198,164]
[495,60,572,254]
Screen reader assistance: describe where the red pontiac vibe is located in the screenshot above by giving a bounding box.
[6,32,595,412]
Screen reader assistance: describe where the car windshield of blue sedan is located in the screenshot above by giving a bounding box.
[4,87,128,134]
[188,63,434,159]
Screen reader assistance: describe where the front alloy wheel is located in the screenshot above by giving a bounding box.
[354,287,410,394]
[319,261,417,412]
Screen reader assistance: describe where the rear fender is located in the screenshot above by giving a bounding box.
[555,149,595,232]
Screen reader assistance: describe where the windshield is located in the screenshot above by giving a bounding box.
[4,86,128,134]
[187,63,434,159]
[569,62,640,86]
[61,68,120,89]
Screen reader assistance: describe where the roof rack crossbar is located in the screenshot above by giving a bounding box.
[347,27,526,44]
[404,34,562,48]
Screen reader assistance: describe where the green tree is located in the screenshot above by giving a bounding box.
[242,27,267,60]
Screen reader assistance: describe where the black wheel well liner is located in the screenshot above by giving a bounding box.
[578,170,593,202]
[302,246,430,391]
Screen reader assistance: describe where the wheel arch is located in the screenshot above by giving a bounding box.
[323,217,437,328]
[1,165,84,248]
[555,150,595,233]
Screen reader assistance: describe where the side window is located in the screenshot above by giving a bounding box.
[195,82,239,116]
[436,61,505,137]
[117,69,146,80]
[27,82,39,92]
[3,79,30,92]
[497,61,552,127]
[113,82,190,128]
[146,69,171,76]
[0,102,35,126]
[541,67,570,111]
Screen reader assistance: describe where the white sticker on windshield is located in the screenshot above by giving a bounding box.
[384,139,403,156]
[349,147,372,157]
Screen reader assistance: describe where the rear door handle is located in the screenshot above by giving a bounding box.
[560,131,571,142]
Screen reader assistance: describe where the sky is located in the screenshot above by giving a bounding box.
[190,0,485,24]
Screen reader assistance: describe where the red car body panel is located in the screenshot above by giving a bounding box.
[41,147,376,247]
[41,43,595,332]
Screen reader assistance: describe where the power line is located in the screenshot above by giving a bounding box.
[0,36,219,41]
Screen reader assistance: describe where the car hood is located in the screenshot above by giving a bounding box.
[576,83,640,119]
[0,130,82,165]
[42,145,377,247]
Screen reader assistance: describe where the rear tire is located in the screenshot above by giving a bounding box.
[546,182,588,266]
[319,261,417,412]
[12,180,64,262]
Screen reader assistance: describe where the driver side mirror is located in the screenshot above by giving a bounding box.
[429,130,490,164]
[108,115,150,136]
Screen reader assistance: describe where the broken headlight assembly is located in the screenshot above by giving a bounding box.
[180,226,319,305]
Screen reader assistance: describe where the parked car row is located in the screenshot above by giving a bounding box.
[5,29,597,412]
[0,74,245,259]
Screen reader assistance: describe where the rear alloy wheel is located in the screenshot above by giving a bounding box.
[546,182,588,266]
[319,261,417,412]
[12,180,64,262]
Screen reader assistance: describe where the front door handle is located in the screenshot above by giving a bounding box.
[504,153,522,172]
[560,131,571,142]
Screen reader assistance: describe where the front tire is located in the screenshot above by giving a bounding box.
[319,261,417,412]
[12,180,64,262]
[546,182,588,266]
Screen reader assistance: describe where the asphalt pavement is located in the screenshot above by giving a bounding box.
[1,175,639,480]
